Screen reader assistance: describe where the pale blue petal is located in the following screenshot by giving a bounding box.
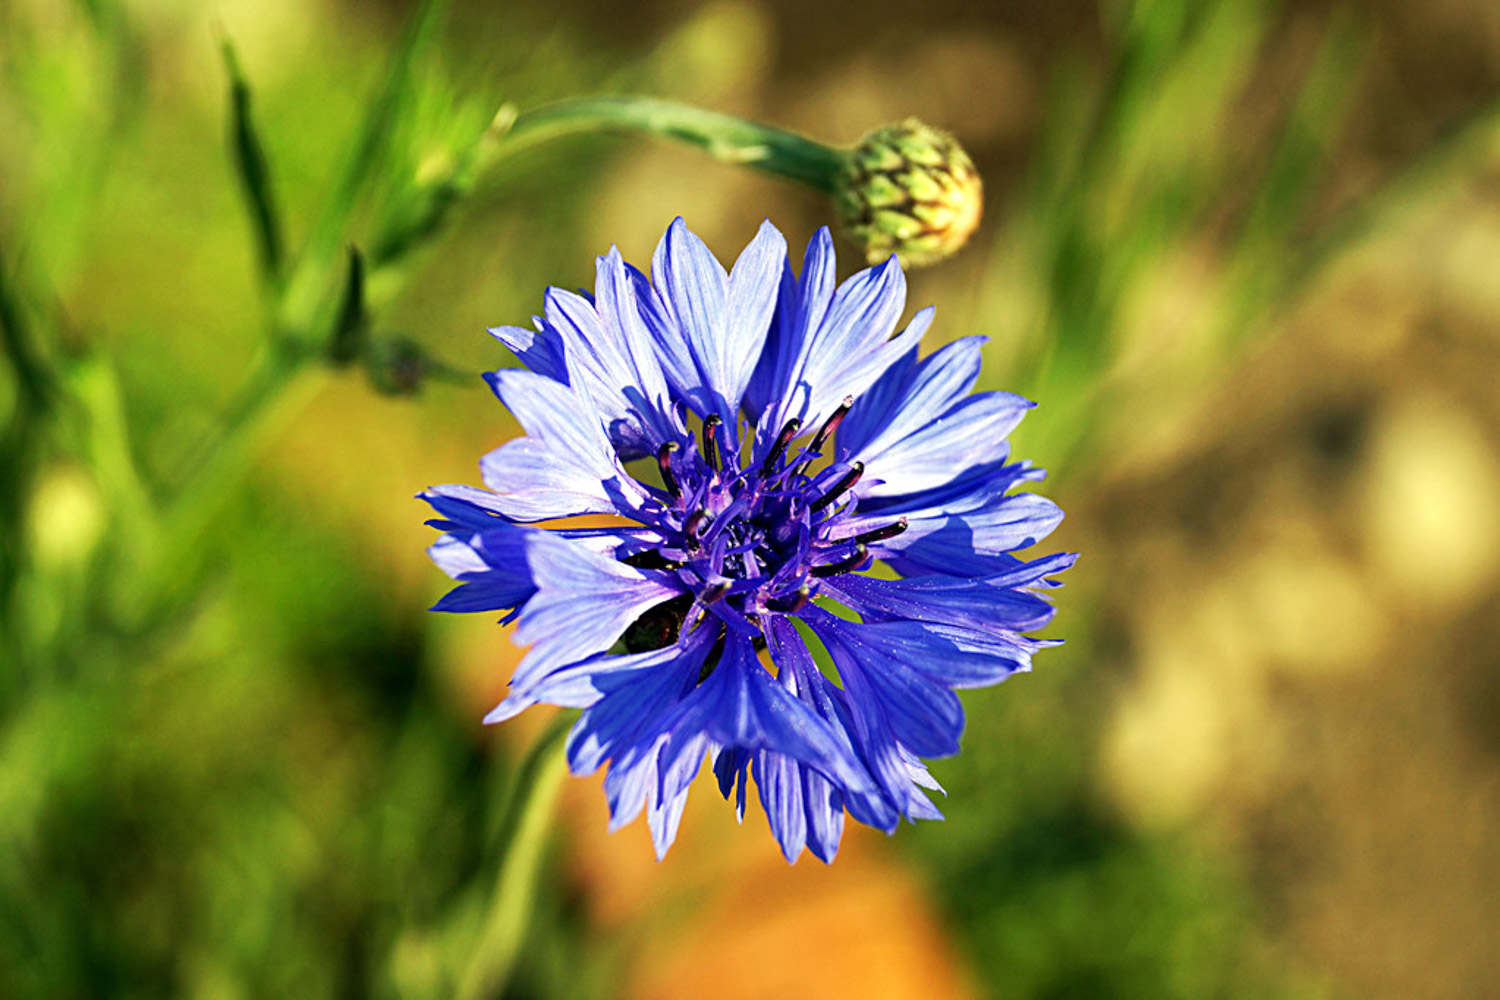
[753,750,807,863]
[488,322,567,382]
[426,532,490,578]
[649,745,700,858]
[837,335,1032,499]
[504,532,682,698]
[478,369,644,520]
[801,768,846,863]
[755,254,921,440]
[718,220,786,412]
[650,217,728,417]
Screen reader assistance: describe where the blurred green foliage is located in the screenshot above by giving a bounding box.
[3,0,1498,998]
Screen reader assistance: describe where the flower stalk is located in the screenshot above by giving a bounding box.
[458,715,571,1000]
[500,95,849,193]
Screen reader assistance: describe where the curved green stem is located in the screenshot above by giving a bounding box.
[458,716,572,1000]
[502,96,849,193]
[68,356,161,562]
[117,342,323,628]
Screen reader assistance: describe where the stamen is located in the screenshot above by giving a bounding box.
[761,418,802,477]
[683,508,709,550]
[702,414,722,472]
[765,586,811,613]
[808,396,854,456]
[810,543,869,578]
[700,580,731,604]
[808,462,864,513]
[844,517,908,546]
[657,441,681,498]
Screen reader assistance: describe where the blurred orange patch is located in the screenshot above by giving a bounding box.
[560,768,979,1000]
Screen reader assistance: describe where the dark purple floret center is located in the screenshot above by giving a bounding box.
[634,397,906,636]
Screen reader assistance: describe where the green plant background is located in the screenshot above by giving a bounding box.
[3,0,1499,997]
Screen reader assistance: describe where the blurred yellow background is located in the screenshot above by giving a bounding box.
[3,0,1498,997]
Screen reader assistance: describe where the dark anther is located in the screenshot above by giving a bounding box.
[847,517,908,546]
[683,508,709,551]
[702,414,723,472]
[700,580,731,604]
[761,418,802,477]
[810,543,869,578]
[765,586,811,613]
[657,441,681,498]
[809,461,864,513]
[809,396,854,456]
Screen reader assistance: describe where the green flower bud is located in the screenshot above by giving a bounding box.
[835,119,983,268]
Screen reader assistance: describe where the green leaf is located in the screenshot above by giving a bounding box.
[328,245,367,366]
[0,248,55,415]
[276,0,450,343]
[219,31,285,285]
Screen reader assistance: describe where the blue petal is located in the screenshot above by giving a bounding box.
[837,336,984,456]
[856,391,1029,499]
[913,622,1060,687]
[657,633,875,800]
[488,639,694,727]
[601,736,666,834]
[815,658,946,824]
[557,632,716,845]
[842,462,1065,575]
[742,234,820,425]
[429,576,533,614]
[420,484,516,532]
[503,532,682,699]
[426,531,491,578]
[827,570,1059,633]
[713,746,751,819]
[566,638,707,772]
[763,617,898,834]
[961,550,1079,590]
[718,221,786,412]
[801,602,1042,690]
[892,492,1065,567]
[803,609,965,759]
[425,518,539,615]
[623,260,698,412]
[855,458,1042,520]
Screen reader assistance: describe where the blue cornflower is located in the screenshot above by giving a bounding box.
[423,218,1073,862]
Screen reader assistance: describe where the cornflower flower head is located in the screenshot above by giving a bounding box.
[422,218,1073,862]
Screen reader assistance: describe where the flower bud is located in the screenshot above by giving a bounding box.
[835,118,983,267]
